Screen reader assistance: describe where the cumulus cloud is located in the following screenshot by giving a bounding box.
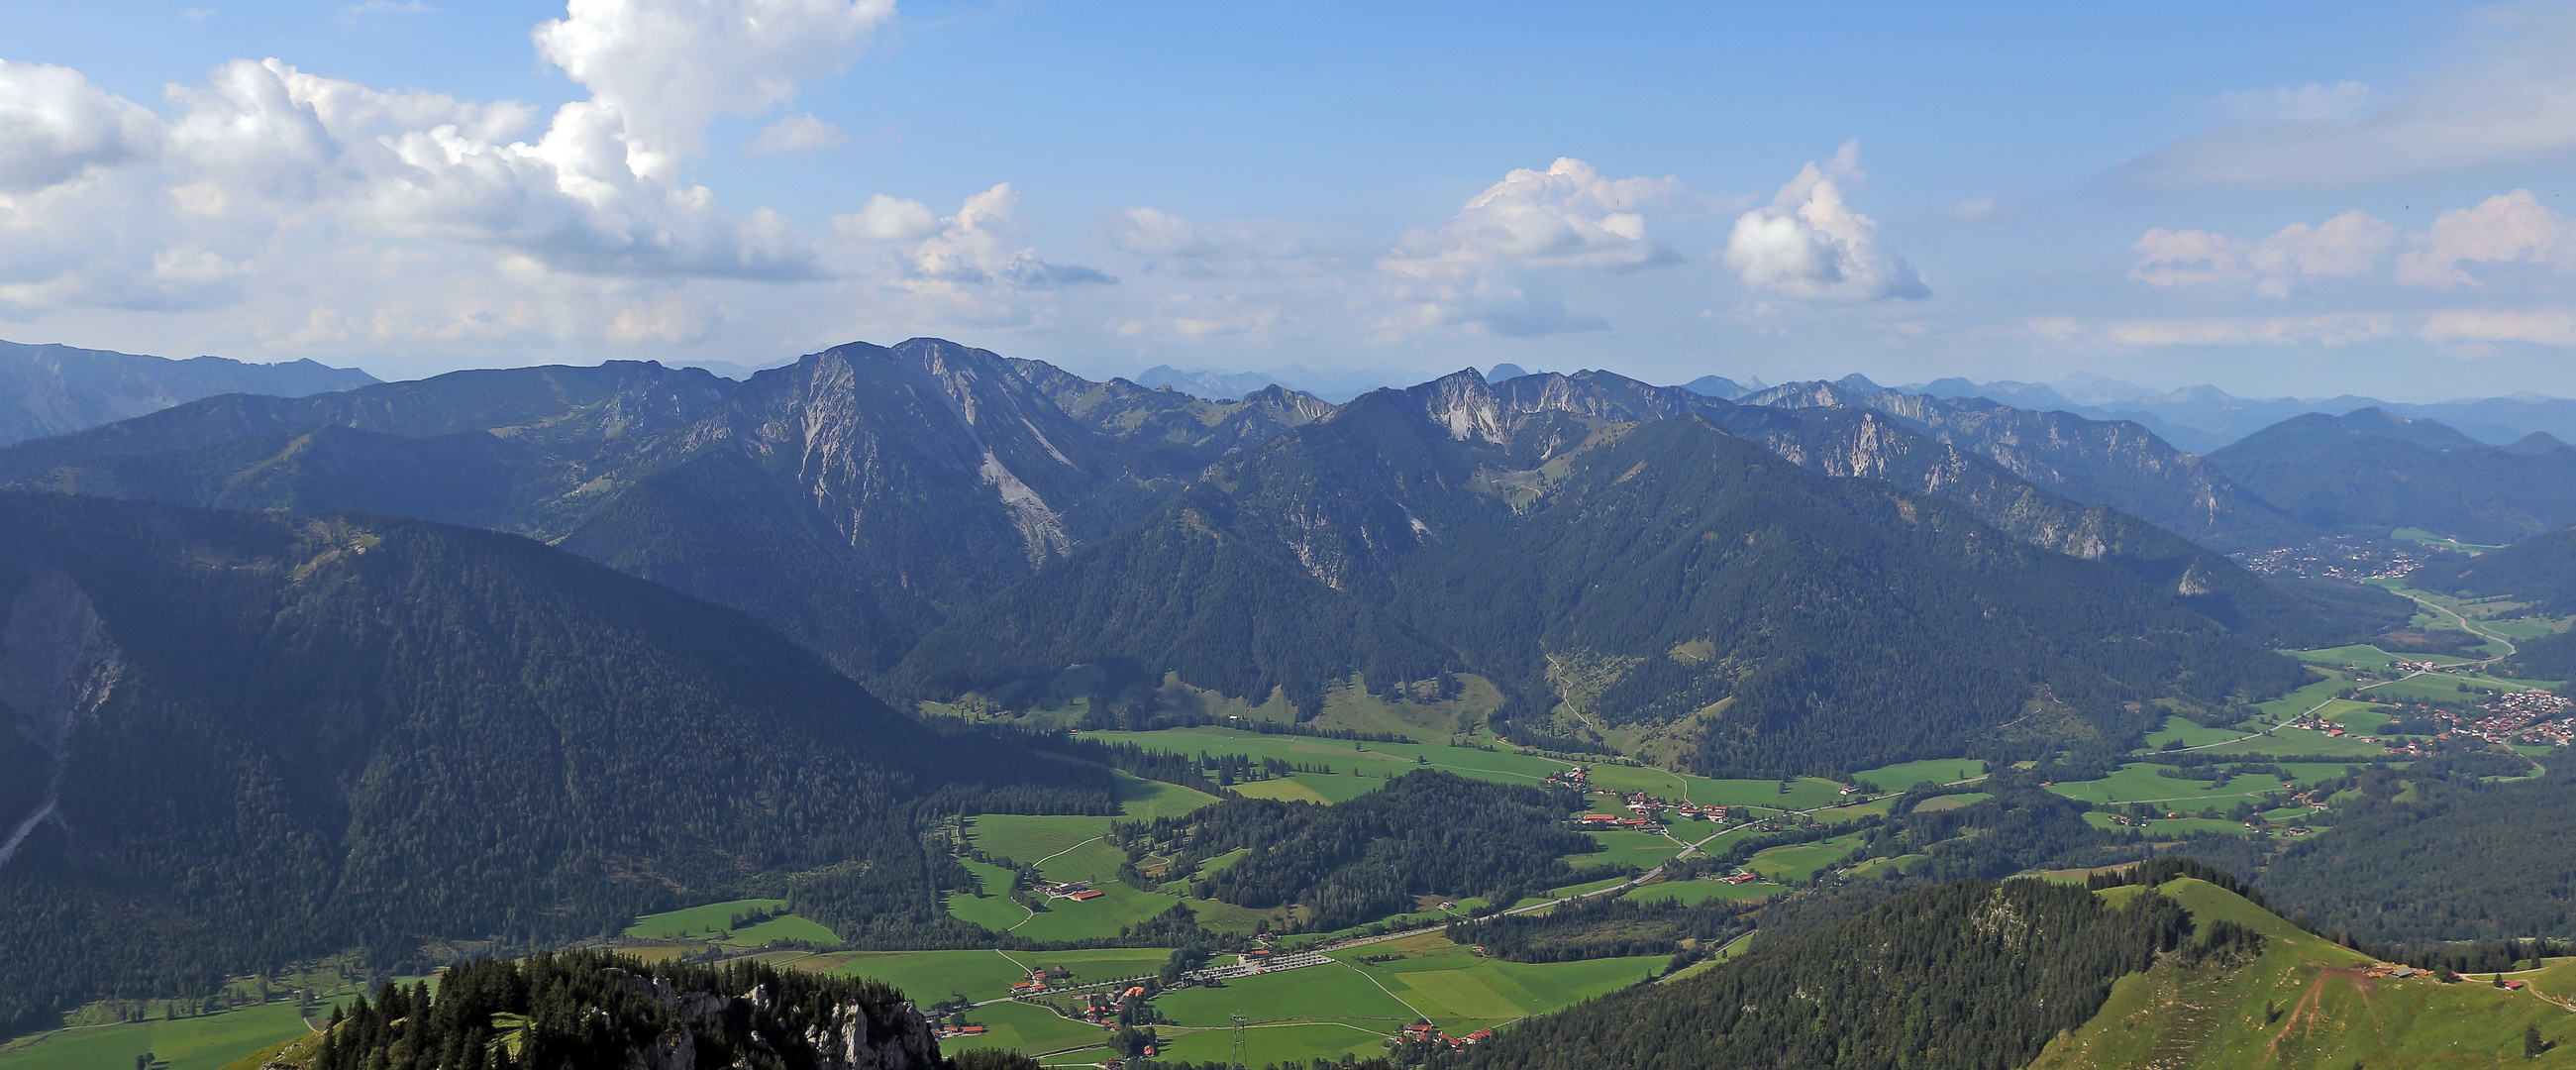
[0,60,161,193]
[0,0,1127,360]
[833,193,939,241]
[2129,209,2397,298]
[531,0,892,179]
[1368,157,1689,337]
[2394,189,2572,288]
[2083,313,2400,348]
[2127,9,2576,185]
[746,112,847,155]
[1723,141,1927,302]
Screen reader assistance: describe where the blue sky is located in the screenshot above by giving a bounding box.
[5,0,2574,398]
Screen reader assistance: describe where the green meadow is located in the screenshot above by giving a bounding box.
[0,1003,313,1070]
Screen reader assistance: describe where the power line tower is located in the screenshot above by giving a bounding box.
[1231,1012,1248,1070]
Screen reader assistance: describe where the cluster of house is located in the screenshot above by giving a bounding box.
[2389,660,2450,675]
[1577,813,1666,833]
[1707,868,1764,885]
[2471,691,2574,746]
[1541,768,1590,788]
[933,1023,987,1039]
[1039,881,1105,902]
[1077,986,1153,1027]
[1399,1022,1494,1048]
[1008,967,1074,995]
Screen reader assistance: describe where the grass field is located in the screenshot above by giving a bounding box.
[1232,772,1382,803]
[2255,671,2356,721]
[1115,775,1223,820]
[626,898,789,939]
[2191,726,2390,759]
[945,999,1111,1058]
[1011,881,1184,943]
[817,947,1173,1006]
[2028,878,2576,1069]
[1853,758,1983,791]
[1908,793,1990,812]
[2313,699,2397,734]
[946,860,1032,931]
[1842,853,1926,881]
[2081,813,2256,837]
[2143,717,2250,748]
[1744,833,1863,884]
[2046,766,2298,805]
[1581,830,1687,868]
[968,814,1117,869]
[1624,879,1783,905]
[1079,728,1885,814]
[1152,1021,1389,1067]
[0,1002,312,1070]
[2293,645,2474,672]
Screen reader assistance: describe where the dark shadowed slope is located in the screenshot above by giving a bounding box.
[2208,408,2576,544]
[0,492,1106,1033]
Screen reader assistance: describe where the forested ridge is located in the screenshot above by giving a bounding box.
[0,493,1106,1033]
[899,388,2307,776]
[1454,877,2192,1070]
[303,950,1037,1070]
[1113,771,1600,931]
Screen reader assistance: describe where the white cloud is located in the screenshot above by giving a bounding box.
[746,112,847,155]
[2128,9,2576,185]
[1949,196,2000,223]
[0,2,1126,358]
[1369,157,1688,338]
[2394,189,2572,288]
[1723,141,1926,302]
[2419,307,2576,348]
[531,0,893,180]
[0,61,160,193]
[1380,157,1686,281]
[2129,209,2396,298]
[833,193,939,241]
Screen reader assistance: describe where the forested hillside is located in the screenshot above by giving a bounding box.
[898,376,2308,776]
[0,342,1327,679]
[0,493,1106,1033]
[2208,408,2576,543]
[1735,377,2314,554]
[1455,877,2191,1070]
[1115,772,1598,930]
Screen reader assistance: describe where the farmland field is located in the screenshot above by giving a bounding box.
[2191,727,2389,759]
[0,1002,313,1070]
[944,999,1108,1058]
[2045,766,2299,805]
[1624,879,1783,905]
[1851,758,1982,791]
[2142,716,2251,748]
[1743,834,1862,884]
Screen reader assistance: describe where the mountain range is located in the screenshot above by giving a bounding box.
[0,341,2354,783]
[0,340,373,447]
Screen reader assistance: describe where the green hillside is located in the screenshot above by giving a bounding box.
[0,492,1106,1033]
[2207,408,2576,544]
[2031,878,2576,1069]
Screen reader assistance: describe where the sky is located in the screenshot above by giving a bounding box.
[4,0,2576,399]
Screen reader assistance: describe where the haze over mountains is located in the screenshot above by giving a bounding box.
[14,334,2576,1068]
